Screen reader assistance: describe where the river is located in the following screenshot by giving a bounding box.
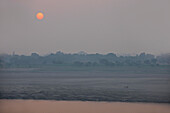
[0,99,170,113]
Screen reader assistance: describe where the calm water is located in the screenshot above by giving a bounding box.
[0,70,170,102]
[0,99,170,113]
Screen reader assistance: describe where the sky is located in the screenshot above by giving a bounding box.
[0,0,170,55]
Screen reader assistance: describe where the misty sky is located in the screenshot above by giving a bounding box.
[0,0,170,55]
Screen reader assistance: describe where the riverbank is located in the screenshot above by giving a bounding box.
[0,99,170,113]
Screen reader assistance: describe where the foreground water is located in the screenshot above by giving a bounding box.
[0,99,170,113]
[1,69,170,102]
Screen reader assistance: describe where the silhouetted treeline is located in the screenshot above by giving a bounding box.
[0,52,170,68]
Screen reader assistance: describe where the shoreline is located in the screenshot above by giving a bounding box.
[1,99,170,104]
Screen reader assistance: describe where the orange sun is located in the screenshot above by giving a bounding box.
[36,12,44,20]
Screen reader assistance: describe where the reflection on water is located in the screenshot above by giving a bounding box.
[0,99,170,113]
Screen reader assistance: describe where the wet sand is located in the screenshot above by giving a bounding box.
[0,99,170,113]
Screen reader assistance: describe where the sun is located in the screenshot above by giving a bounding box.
[36,12,44,20]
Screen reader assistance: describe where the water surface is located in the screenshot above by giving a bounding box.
[0,99,170,113]
[0,70,170,102]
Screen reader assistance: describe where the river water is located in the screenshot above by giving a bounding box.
[0,99,170,113]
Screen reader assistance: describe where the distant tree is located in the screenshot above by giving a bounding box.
[0,58,3,67]
[99,59,109,65]
[52,60,63,64]
[144,60,150,65]
[115,61,123,66]
[106,53,117,57]
[73,61,84,66]
[99,59,114,66]
[31,53,39,57]
[151,58,157,65]
[85,62,92,66]
[139,52,146,57]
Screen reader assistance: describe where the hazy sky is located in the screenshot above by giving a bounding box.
[0,0,170,55]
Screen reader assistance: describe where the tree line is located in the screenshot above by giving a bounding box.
[0,51,169,68]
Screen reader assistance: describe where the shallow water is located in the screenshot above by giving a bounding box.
[0,99,170,113]
[0,71,170,102]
